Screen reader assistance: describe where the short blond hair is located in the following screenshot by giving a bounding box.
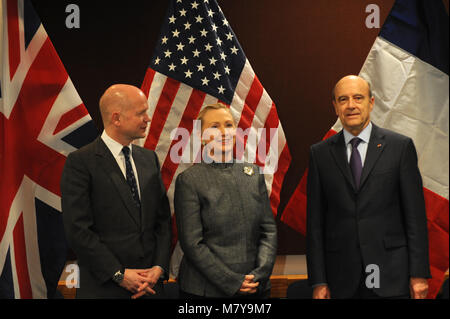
[197,103,235,128]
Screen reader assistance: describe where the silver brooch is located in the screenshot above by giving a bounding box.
[243,166,254,176]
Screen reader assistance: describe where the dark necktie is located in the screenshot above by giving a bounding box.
[350,138,363,189]
[122,146,141,209]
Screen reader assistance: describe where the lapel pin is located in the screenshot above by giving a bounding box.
[244,166,254,176]
[377,144,382,148]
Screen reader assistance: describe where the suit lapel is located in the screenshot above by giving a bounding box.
[360,124,386,190]
[329,131,356,191]
[95,138,141,227]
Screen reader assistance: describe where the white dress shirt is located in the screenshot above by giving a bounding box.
[343,122,372,166]
[101,131,141,199]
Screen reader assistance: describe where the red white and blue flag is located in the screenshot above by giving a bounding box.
[281,0,449,298]
[139,0,291,276]
[0,0,97,298]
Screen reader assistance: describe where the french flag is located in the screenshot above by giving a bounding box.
[281,0,449,298]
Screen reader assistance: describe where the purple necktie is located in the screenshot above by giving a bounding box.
[350,138,363,189]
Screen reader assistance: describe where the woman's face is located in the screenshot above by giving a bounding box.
[201,108,236,156]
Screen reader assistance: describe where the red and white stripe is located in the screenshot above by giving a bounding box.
[140,59,291,215]
[1,0,47,119]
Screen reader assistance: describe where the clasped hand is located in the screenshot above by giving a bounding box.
[118,267,163,299]
[238,274,259,295]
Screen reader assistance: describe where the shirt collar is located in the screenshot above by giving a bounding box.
[343,122,372,145]
[101,130,131,157]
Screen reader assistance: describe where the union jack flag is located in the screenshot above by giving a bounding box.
[0,0,97,298]
[139,0,291,276]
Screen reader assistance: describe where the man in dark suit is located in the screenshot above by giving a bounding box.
[61,84,171,298]
[306,75,431,299]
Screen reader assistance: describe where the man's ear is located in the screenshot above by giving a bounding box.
[369,96,375,112]
[111,112,121,127]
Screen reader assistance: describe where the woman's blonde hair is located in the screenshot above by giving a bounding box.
[197,103,236,129]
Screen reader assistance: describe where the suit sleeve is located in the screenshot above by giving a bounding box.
[306,146,328,286]
[151,151,172,279]
[399,138,431,278]
[174,173,245,296]
[249,171,277,287]
[61,152,122,284]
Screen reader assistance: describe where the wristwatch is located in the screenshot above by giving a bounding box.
[112,268,124,284]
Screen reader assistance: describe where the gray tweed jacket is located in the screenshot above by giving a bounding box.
[174,161,277,297]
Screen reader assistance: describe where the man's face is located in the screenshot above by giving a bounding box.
[119,93,150,141]
[333,77,374,136]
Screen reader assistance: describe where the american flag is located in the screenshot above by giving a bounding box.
[140,0,291,221]
[0,0,97,298]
